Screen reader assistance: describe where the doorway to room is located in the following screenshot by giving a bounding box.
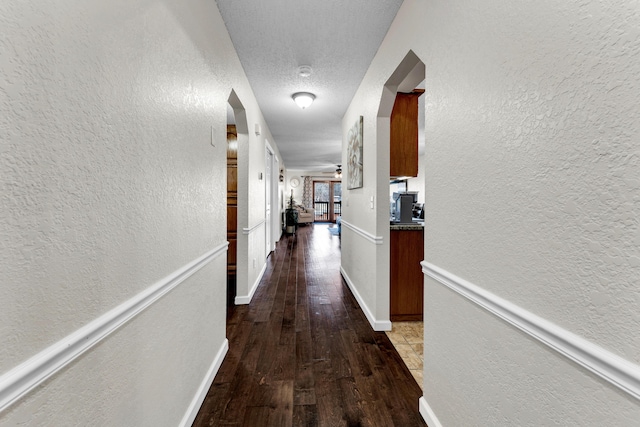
[265,147,272,256]
[378,50,426,389]
[226,105,238,311]
[226,90,247,315]
[313,180,342,222]
[265,141,279,256]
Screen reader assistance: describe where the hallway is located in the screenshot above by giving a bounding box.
[193,224,426,426]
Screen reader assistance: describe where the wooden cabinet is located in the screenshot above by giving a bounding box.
[390,228,424,321]
[390,90,423,178]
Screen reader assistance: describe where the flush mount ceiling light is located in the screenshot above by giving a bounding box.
[334,164,342,179]
[292,92,316,109]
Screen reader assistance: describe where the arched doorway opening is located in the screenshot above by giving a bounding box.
[226,90,248,315]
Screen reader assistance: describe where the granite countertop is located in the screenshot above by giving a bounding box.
[390,222,424,230]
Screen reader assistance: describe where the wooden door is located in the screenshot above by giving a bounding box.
[227,125,238,305]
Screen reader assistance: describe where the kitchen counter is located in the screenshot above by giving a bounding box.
[390,222,424,231]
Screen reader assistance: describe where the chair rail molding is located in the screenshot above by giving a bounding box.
[422,261,640,401]
[242,220,265,235]
[340,219,383,245]
[0,242,229,413]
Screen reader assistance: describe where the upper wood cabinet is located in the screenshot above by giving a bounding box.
[390,90,424,178]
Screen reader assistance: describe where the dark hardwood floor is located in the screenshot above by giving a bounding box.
[193,223,426,427]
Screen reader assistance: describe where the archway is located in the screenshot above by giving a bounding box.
[377,50,426,385]
[226,90,248,315]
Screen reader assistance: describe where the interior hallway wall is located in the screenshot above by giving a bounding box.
[342,0,640,425]
[0,0,279,424]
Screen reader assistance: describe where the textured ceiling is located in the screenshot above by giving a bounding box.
[216,0,404,172]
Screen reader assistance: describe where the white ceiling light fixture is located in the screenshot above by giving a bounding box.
[292,92,316,109]
[216,0,405,170]
[334,164,342,179]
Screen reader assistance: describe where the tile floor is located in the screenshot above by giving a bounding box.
[385,321,424,389]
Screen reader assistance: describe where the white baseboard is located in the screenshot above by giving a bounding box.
[419,396,443,427]
[179,338,229,427]
[235,262,267,305]
[422,261,640,401]
[0,243,228,414]
[340,267,391,331]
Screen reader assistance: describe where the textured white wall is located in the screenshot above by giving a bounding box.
[2,260,227,426]
[285,172,304,206]
[344,0,640,424]
[424,278,640,426]
[0,0,277,424]
[341,87,392,328]
[422,0,640,365]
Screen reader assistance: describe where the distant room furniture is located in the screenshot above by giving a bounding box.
[296,205,314,225]
[285,208,298,234]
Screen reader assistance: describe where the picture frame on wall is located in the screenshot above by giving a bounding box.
[347,116,363,190]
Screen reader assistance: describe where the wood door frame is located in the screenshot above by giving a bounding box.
[312,180,340,223]
[265,141,279,254]
[227,89,248,310]
[226,123,238,309]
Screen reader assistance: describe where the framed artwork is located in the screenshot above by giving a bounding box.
[347,116,363,189]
